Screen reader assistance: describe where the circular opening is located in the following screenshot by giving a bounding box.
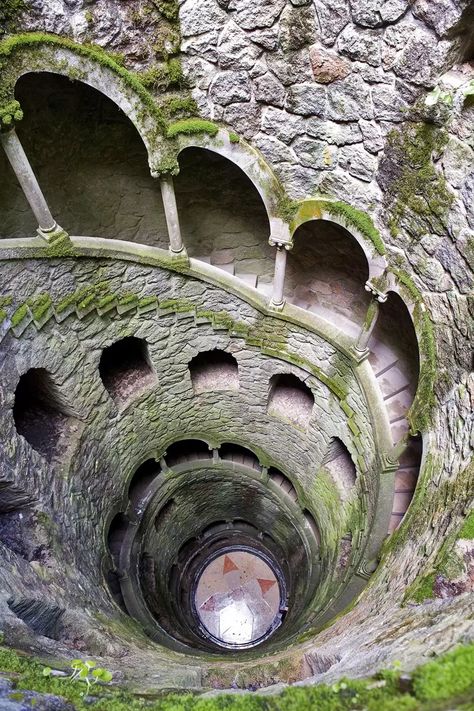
[193,547,285,649]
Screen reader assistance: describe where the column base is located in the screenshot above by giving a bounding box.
[37,223,70,244]
[350,345,370,363]
[269,298,286,312]
[168,246,189,266]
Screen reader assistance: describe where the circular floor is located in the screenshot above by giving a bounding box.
[194,549,283,648]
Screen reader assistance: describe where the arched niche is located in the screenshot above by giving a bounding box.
[174,147,275,286]
[369,290,420,444]
[0,72,168,244]
[285,219,371,335]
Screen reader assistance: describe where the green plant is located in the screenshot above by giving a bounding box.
[43,659,113,693]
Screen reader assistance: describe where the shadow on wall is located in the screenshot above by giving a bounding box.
[285,220,371,331]
[174,147,273,281]
[0,72,168,244]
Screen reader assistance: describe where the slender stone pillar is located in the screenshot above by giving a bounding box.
[270,243,290,309]
[160,174,185,254]
[353,281,387,359]
[1,128,66,242]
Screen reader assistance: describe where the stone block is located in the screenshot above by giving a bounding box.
[254,73,286,107]
[286,83,327,116]
[309,45,352,84]
[337,25,382,67]
[209,71,252,105]
[326,75,373,121]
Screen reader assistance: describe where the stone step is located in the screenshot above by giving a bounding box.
[194,255,211,264]
[218,263,235,276]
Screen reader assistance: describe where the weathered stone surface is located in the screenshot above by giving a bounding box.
[218,21,261,70]
[412,0,469,37]
[248,27,280,51]
[326,74,373,121]
[309,45,352,83]
[224,101,262,138]
[372,84,409,121]
[350,0,410,28]
[338,143,378,181]
[337,25,382,67]
[306,118,363,145]
[182,31,219,62]
[286,83,327,116]
[279,3,317,52]
[266,49,313,85]
[209,70,252,105]
[261,107,306,143]
[253,133,298,164]
[359,120,384,153]
[180,0,227,38]
[292,136,338,168]
[229,0,287,30]
[313,0,350,47]
[393,29,453,85]
[254,72,286,107]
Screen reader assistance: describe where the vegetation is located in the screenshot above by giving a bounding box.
[166,118,220,138]
[0,644,472,710]
[384,123,453,240]
[459,510,474,539]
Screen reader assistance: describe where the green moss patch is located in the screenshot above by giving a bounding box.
[0,644,473,710]
[290,199,386,256]
[166,118,219,138]
[459,510,474,539]
[382,123,453,240]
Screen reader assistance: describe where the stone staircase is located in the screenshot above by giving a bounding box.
[194,256,421,533]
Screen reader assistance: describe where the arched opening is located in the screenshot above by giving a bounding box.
[188,349,239,393]
[267,373,314,429]
[286,220,371,335]
[99,336,156,404]
[369,291,420,445]
[107,512,130,561]
[219,443,261,470]
[13,368,75,461]
[164,439,211,468]
[321,438,357,502]
[0,72,167,244]
[174,148,273,286]
[128,459,162,507]
[268,468,298,502]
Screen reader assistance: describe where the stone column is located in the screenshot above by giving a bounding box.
[353,281,387,359]
[160,174,185,255]
[1,128,67,243]
[270,242,291,309]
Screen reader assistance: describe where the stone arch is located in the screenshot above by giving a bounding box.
[0,70,169,243]
[289,199,387,281]
[0,35,162,167]
[174,131,291,244]
[174,146,274,279]
[286,217,372,335]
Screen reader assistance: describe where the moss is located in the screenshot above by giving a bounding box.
[0,295,13,322]
[10,302,28,328]
[163,96,198,118]
[30,293,52,321]
[0,643,473,709]
[412,644,474,701]
[390,269,437,434]
[0,98,23,128]
[317,201,385,256]
[459,510,474,539]
[151,0,180,23]
[166,118,219,138]
[229,132,240,144]
[384,123,453,240]
[0,33,166,133]
[406,573,436,603]
[0,0,26,35]
[277,194,299,224]
[136,58,185,92]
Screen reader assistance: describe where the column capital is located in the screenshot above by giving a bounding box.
[268,238,292,250]
[365,279,388,302]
